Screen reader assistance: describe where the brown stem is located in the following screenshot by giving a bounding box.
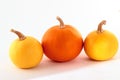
[56,16,64,28]
[97,20,106,32]
[11,29,26,40]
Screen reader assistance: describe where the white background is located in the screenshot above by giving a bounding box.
[0,0,120,80]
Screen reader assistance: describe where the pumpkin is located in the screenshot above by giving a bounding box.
[42,16,83,62]
[9,29,43,68]
[84,20,119,60]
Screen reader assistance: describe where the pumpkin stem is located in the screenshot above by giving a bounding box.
[56,16,64,28]
[97,20,106,32]
[11,29,26,40]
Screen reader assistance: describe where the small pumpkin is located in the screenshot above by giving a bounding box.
[9,29,43,68]
[84,20,119,60]
[42,16,83,62]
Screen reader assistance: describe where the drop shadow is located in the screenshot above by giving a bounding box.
[20,51,115,79]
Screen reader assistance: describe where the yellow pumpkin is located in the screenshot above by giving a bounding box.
[9,29,43,68]
[84,20,119,60]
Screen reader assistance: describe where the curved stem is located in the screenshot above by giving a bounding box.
[97,20,106,32]
[11,29,26,40]
[56,16,64,28]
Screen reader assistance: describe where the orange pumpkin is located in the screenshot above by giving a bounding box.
[84,20,119,60]
[42,16,83,62]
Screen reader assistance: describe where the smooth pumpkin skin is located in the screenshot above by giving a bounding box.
[42,25,83,62]
[9,36,43,68]
[84,30,118,60]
